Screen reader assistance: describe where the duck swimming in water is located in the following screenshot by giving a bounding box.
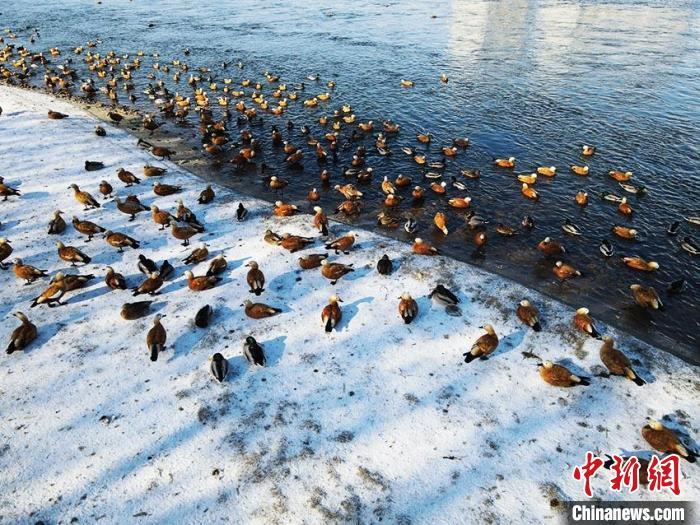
[599,239,614,258]
[619,182,646,196]
[553,261,581,280]
[667,278,685,295]
[570,165,589,176]
[581,145,596,156]
[622,257,659,271]
[404,218,418,234]
[666,221,680,236]
[562,218,582,236]
[494,157,515,169]
[630,284,662,310]
[609,170,633,182]
[612,225,638,240]
[680,236,699,255]
[600,192,623,203]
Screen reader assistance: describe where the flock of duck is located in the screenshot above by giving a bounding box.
[1,32,698,465]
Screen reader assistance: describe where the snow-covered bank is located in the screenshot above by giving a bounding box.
[0,85,697,524]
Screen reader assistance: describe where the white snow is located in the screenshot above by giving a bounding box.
[0,85,698,524]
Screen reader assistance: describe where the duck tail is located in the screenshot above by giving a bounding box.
[632,375,646,387]
[463,351,478,364]
[321,223,329,236]
[30,297,39,308]
[6,340,16,354]
[325,317,333,333]
[532,321,542,332]
[627,369,645,386]
[576,376,591,386]
[150,345,159,362]
[83,255,92,264]
[682,450,697,463]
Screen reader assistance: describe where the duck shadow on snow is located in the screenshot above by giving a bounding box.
[338,296,373,331]
[494,329,526,357]
[342,264,373,282]
[259,334,287,367]
[556,357,591,379]
[69,283,114,304]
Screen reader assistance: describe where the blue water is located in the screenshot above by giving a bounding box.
[2,0,699,361]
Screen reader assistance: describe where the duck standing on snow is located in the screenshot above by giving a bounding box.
[30,275,66,307]
[48,211,66,234]
[146,314,166,362]
[121,301,154,320]
[210,353,229,382]
[206,254,228,277]
[641,421,697,462]
[185,271,219,291]
[599,336,645,386]
[398,293,418,324]
[171,222,199,246]
[12,258,48,284]
[6,312,38,354]
[243,336,266,366]
[538,361,590,387]
[0,239,13,269]
[573,307,600,338]
[56,241,91,266]
[463,325,498,363]
[321,295,342,333]
[245,261,265,295]
[377,254,393,275]
[69,184,100,210]
[199,185,215,204]
[104,230,140,252]
[116,196,149,221]
[243,300,282,319]
[313,207,329,236]
[105,266,127,290]
[429,284,459,307]
[183,243,209,265]
[195,305,213,328]
[320,260,354,285]
[72,216,106,242]
[325,232,356,254]
[516,300,541,331]
[299,253,328,270]
[132,272,163,296]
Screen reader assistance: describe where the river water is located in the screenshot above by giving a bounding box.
[2,0,699,362]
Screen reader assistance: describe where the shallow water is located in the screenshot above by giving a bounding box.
[2,0,699,362]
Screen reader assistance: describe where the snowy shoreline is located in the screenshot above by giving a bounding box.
[0,85,697,524]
